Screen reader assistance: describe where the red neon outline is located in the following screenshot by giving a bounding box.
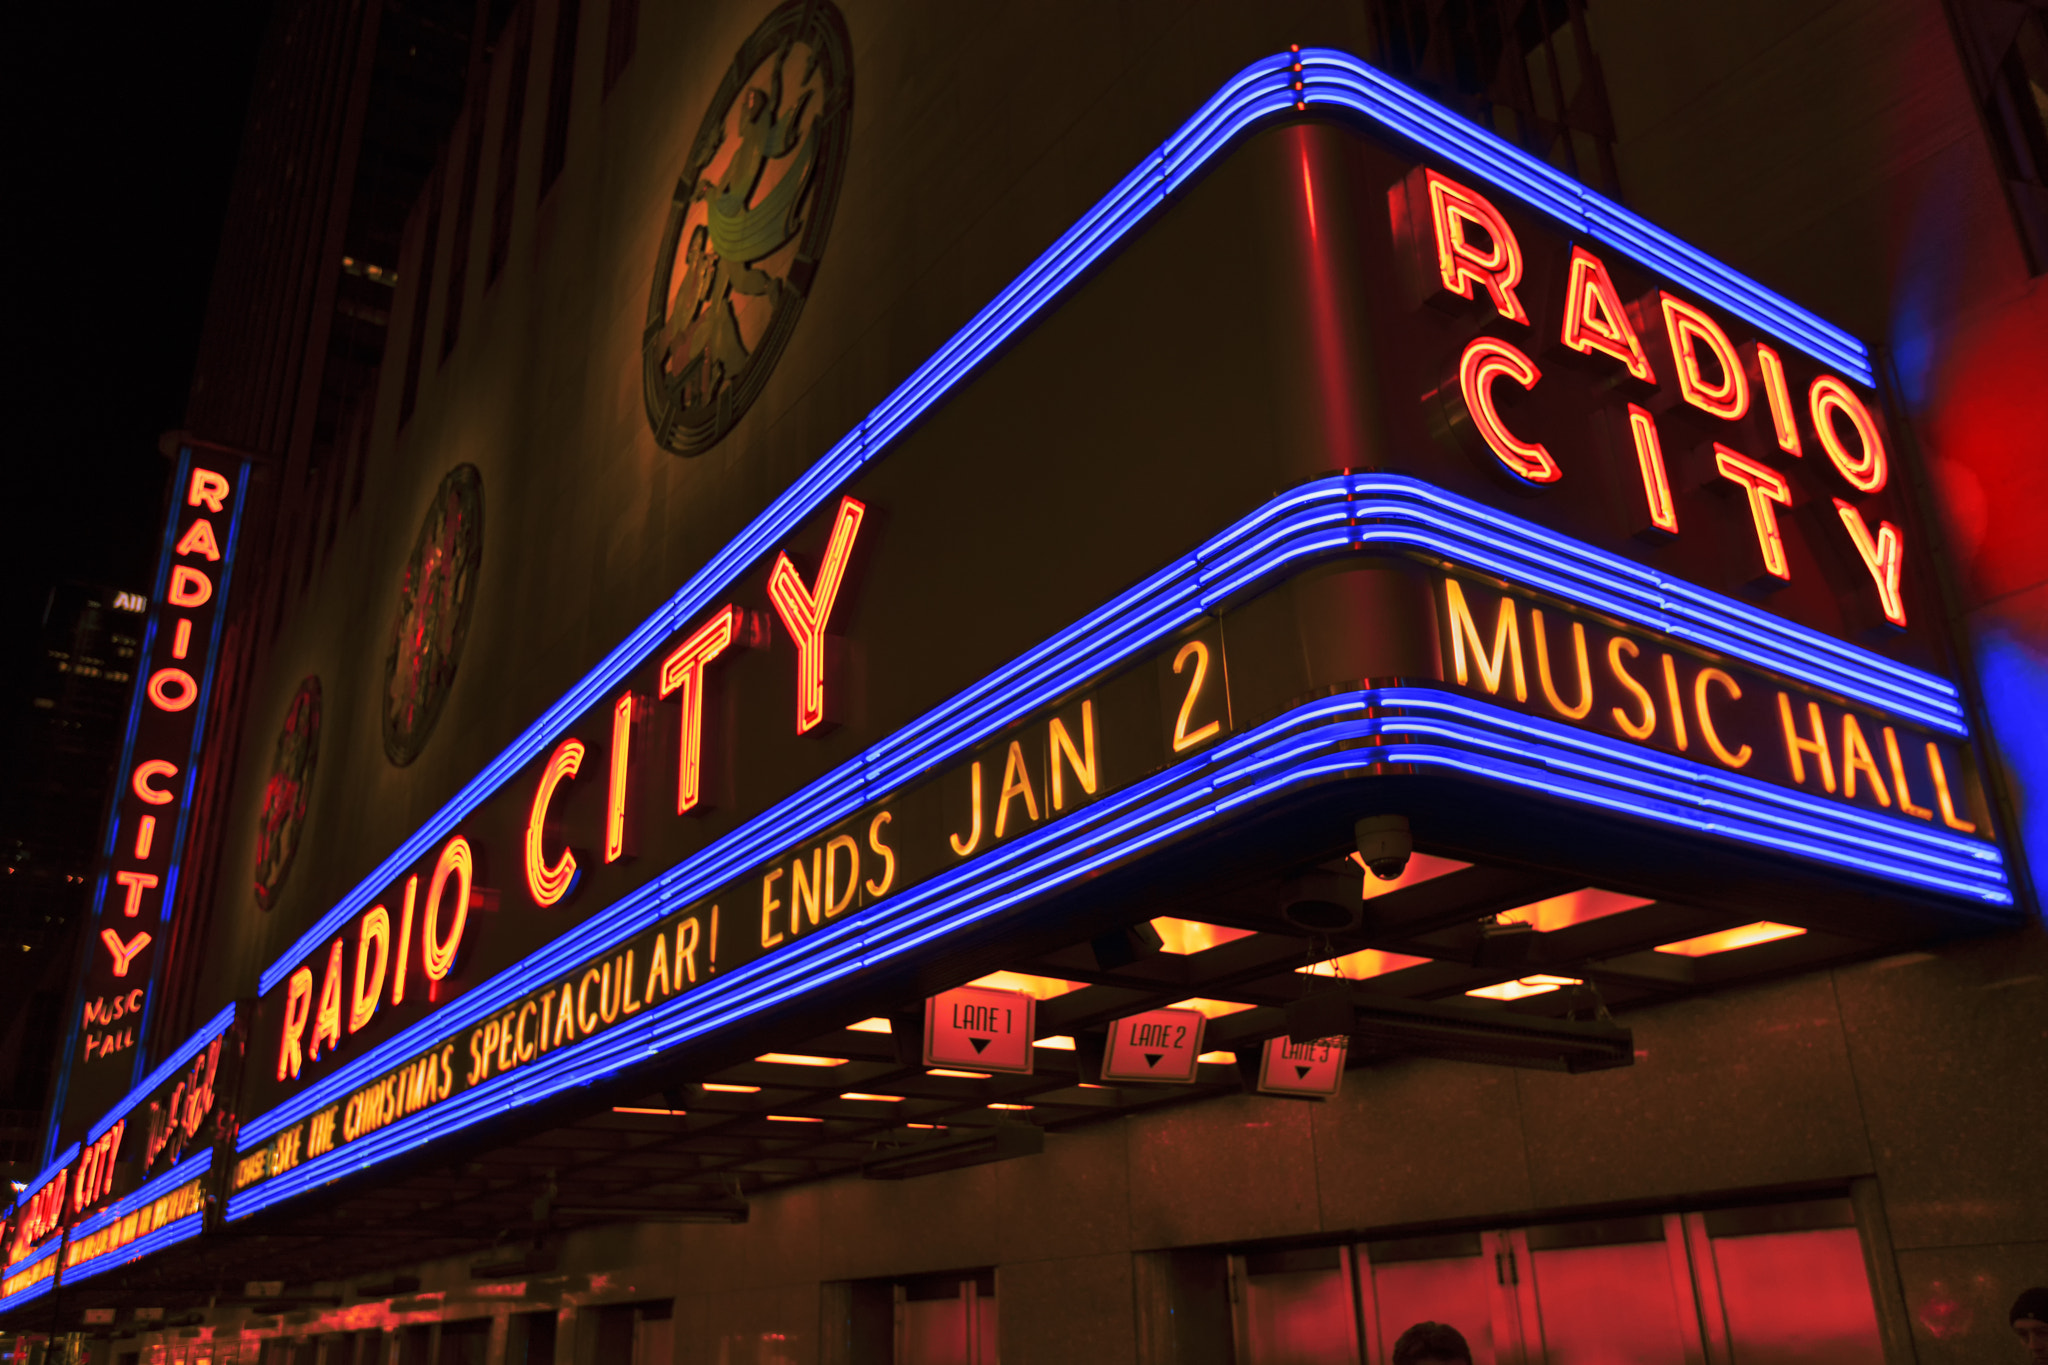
[1624,404,1678,534]
[133,814,156,859]
[113,870,160,918]
[1423,169,1529,324]
[186,468,230,512]
[1833,499,1907,628]
[311,938,345,1060]
[278,966,312,1080]
[525,738,585,907]
[422,837,473,981]
[1560,247,1653,381]
[131,760,179,805]
[173,518,221,561]
[1660,294,1749,420]
[767,496,868,733]
[659,607,740,814]
[1457,338,1558,484]
[100,928,152,978]
[147,667,199,713]
[606,693,638,862]
[1753,344,1801,456]
[350,906,390,1033]
[170,618,192,661]
[1714,445,1794,580]
[166,565,213,609]
[391,876,418,1007]
[1809,375,1888,493]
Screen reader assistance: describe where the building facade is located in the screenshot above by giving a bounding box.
[4,1,2045,1362]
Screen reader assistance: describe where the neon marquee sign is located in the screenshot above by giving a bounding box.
[222,45,2008,1227]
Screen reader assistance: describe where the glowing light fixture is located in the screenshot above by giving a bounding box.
[1467,974,1581,1001]
[926,1068,990,1079]
[1299,949,1432,979]
[1654,922,1807,957]
[1151,918,1256,954]
[611,1106,685,1116]
[1032,1036,1077,1051]
[765,1114,823,1123]
[846,1017,893,1034]
[968,970,1085,999]
[699,1082,760,1094]
[754,1052,847,1067]
[986,1103,1034,1111]
[840,1093,903,1102]
[1498,888,1653,932]
[1168,998,1256,1018]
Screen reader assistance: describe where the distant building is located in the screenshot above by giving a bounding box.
[0,583,147,1119]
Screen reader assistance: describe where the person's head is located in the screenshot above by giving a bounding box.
[1392,1320,1472,1365]
[2014,1288,2048,1363]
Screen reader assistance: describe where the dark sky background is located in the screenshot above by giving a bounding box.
[4,3,273,729]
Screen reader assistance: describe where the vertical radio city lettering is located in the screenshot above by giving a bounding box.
[1395,167,1908,629]
[47,454,249,1153]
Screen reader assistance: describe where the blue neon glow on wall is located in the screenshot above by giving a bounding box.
[230,667,2009,1217]
[86,1004,237,1148]
[261,47,1890,997]
[58,1151,214,1286]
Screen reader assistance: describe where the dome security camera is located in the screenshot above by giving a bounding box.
[1355,814,1412,881]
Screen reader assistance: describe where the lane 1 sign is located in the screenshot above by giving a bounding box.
[924,986,1036,1075]
[1258,1035,1348,1098]
[1101,1008,1207,1083]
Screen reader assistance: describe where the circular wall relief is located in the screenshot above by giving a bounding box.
[382,464,484,766]
[642,0,853,455]
[253,675,322,912]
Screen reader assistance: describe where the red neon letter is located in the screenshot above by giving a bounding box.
[101,927,153,978]
[606,693,643,863]
[147,667,199,712]
[1714,446,1794,581]
[351,907,390,1032]
[422,836,474,981]
[1561,248,1653,382]
[174,518,222,561]
[311,938,345,1061]
[392,876,418,1006]
[187,467,231,512]
[767,496,868,733]
[279,966,312,1080]
[113,870,160,918]
[1399,167,1530,324]
[1749,343,1801,456]
[1660,294,1748,421]
[660,607,740,814]
[1809,375,1888,493]
[167,565,214,609]
[1625,404,1679,536]
[525,738,585,907]
[132,760,179,805]
[1834,499,1907,627]
[1456,338,1558,484]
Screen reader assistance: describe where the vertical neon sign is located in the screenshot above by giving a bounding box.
[44,448,250,1162]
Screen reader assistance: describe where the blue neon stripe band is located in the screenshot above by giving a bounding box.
[235,471,1995,1155]
[86,1004,237,1147]
[58,1214,206,1289]
[229,678,2007,1217]
[58,1151,213,1286]
[261,49,1886,996]
[0,1257,59,1313]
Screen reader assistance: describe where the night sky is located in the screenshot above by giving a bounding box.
[4,4,271,731]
